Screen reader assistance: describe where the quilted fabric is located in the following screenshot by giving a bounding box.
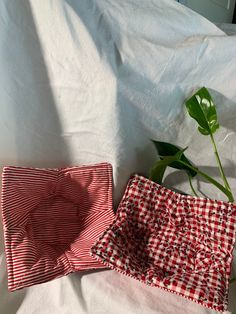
[91,174,236,312]
[1,162,114,291]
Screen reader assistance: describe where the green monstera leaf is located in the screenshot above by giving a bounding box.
[150,141,197,184]
[149,87,234,203]
[185,87,219,136]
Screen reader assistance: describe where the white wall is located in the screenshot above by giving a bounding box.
[179,0,236,23]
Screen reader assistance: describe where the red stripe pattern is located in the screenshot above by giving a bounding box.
[91,174,236,312]
[1,162,114,291]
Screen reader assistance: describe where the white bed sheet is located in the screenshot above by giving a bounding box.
[0,0,236,313]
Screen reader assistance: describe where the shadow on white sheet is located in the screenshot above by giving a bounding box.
[0,0,71,312]
[0,0,71,169]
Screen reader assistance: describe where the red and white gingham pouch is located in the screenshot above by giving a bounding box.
[1,162,115,291]
[91,174,236,312]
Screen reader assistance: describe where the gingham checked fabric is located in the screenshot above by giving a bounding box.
[91,174,236,312]
[1,162,115,291]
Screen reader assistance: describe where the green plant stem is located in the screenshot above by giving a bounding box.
[197,169,234,202]
[230,277,236,284]
[188,175,198,197]
[210,133,233,196]
[178,160,234,202]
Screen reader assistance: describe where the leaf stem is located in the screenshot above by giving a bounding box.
[210,133,233,198]
[230,277,236,284]
[178,161,234,202]
[188,175,198,197]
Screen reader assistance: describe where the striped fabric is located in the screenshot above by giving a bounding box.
[1,162,114,291]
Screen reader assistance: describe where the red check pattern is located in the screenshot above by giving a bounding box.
[1,162,114,291]
[91,174,236,312]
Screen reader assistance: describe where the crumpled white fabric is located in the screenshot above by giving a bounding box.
[0,0,236,313]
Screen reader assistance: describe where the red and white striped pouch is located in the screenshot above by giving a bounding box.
[1,162,114,291]
[91,174,236,312]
